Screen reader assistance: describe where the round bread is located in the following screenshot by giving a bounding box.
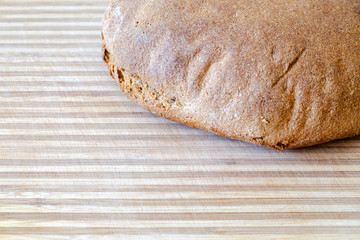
[102,0,360,151]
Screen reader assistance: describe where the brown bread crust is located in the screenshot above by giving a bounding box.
[102,0,360,151]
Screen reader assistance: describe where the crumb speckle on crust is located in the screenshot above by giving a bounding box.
[103,48,182,112]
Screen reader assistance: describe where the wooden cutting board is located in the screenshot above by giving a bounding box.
[1,0,360,239]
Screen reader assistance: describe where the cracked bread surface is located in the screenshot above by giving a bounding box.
[102,0,360,151]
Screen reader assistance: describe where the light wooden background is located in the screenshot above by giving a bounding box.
[1,0,360,239]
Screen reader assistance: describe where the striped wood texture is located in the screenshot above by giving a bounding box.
[1,0,360,239]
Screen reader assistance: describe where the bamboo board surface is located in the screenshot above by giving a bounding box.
[1,0,360,239]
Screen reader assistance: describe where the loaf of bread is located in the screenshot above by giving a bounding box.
[102,0,360,151]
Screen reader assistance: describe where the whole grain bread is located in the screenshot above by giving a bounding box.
[102,0,360,151]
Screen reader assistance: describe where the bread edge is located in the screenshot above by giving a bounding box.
[102,37,359,151]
